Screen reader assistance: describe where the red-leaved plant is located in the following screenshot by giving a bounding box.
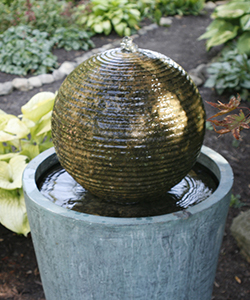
[207,95,250,140]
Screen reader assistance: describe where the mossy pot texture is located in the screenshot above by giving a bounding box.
[51,42,205,203]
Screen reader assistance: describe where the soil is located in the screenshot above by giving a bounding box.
[0,9,250,300]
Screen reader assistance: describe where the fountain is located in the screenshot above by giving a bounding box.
[23,38,233,300]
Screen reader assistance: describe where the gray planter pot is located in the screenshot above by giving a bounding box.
[23,145,233,300]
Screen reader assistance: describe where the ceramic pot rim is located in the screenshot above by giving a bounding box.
[23,145,233,225]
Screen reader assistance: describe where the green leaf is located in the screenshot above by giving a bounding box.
[240,14,250,31]
[0,155,28,190]
[0,189,30,236]
[102,20,112,35]
[237,32,250,55]
[198,20,229,40]
[212,2,250,19]
[20,142,40,160]
[206,26,239,50]
[114,22,126,36]
[0,114,29,142]
[93,23,103,34]
[21,92,55,122]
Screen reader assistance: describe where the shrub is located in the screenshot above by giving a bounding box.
[0,92,56,235]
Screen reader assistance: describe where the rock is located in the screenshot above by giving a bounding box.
[12,78,32,91]
[28,76,42,88]
[52,69,66,81]
[159,17,173,27]
[138,28,147,35]
[188,63,208,86]
[0,81,13,95]
[38,74,54,84]
[75,53,93,65]
[231,209,250,263]
[58,61,76,75]
[204,1,217,10]
[189,74,203,87]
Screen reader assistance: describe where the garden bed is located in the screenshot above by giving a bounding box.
[0,11,250,300]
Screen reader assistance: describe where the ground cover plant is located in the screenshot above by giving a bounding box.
[205,47,250,99]
[0,0,94,75]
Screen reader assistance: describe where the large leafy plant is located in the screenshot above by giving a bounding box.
[76,0,141,36]
[0,25,58,75]
[0,92,56,235]
[199,0,250,55]
[205,48,250,99]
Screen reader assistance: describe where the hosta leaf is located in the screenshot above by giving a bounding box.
[114,22,126,36]
[237,32,250,55]
[0,155,28,190]
[0,153,17,162]
[0,189,30,236]
[206,26,239,50]
[241,14,250,31]
[93,23,103,34]
[212,2,250,19]
[4,118,30,139]
[102,20,112,35]
[21,92,55,122]
[20,141,40,160]
[198,20,228,40]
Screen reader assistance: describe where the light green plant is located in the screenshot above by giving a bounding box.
[199,0,250,55]
[76,0,141,36]
[205,48,250,99]
[0,91,56,236]
[0,25,58,75]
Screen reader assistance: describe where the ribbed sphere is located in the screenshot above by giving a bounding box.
[51,47,205,203]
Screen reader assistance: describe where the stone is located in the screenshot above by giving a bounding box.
[52,69,66,81]
[159,17,173,27]
[188,63,208,86]
[231,210,250,263]
[204,1,217,10]
[12,78,32,91]
[28,76,42,88]
[138,28,147,35]
[75,53,93,65]
[38,74,54,84]
[0,81,13,95]
[58,61,76,75]
[189,74,203,87]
